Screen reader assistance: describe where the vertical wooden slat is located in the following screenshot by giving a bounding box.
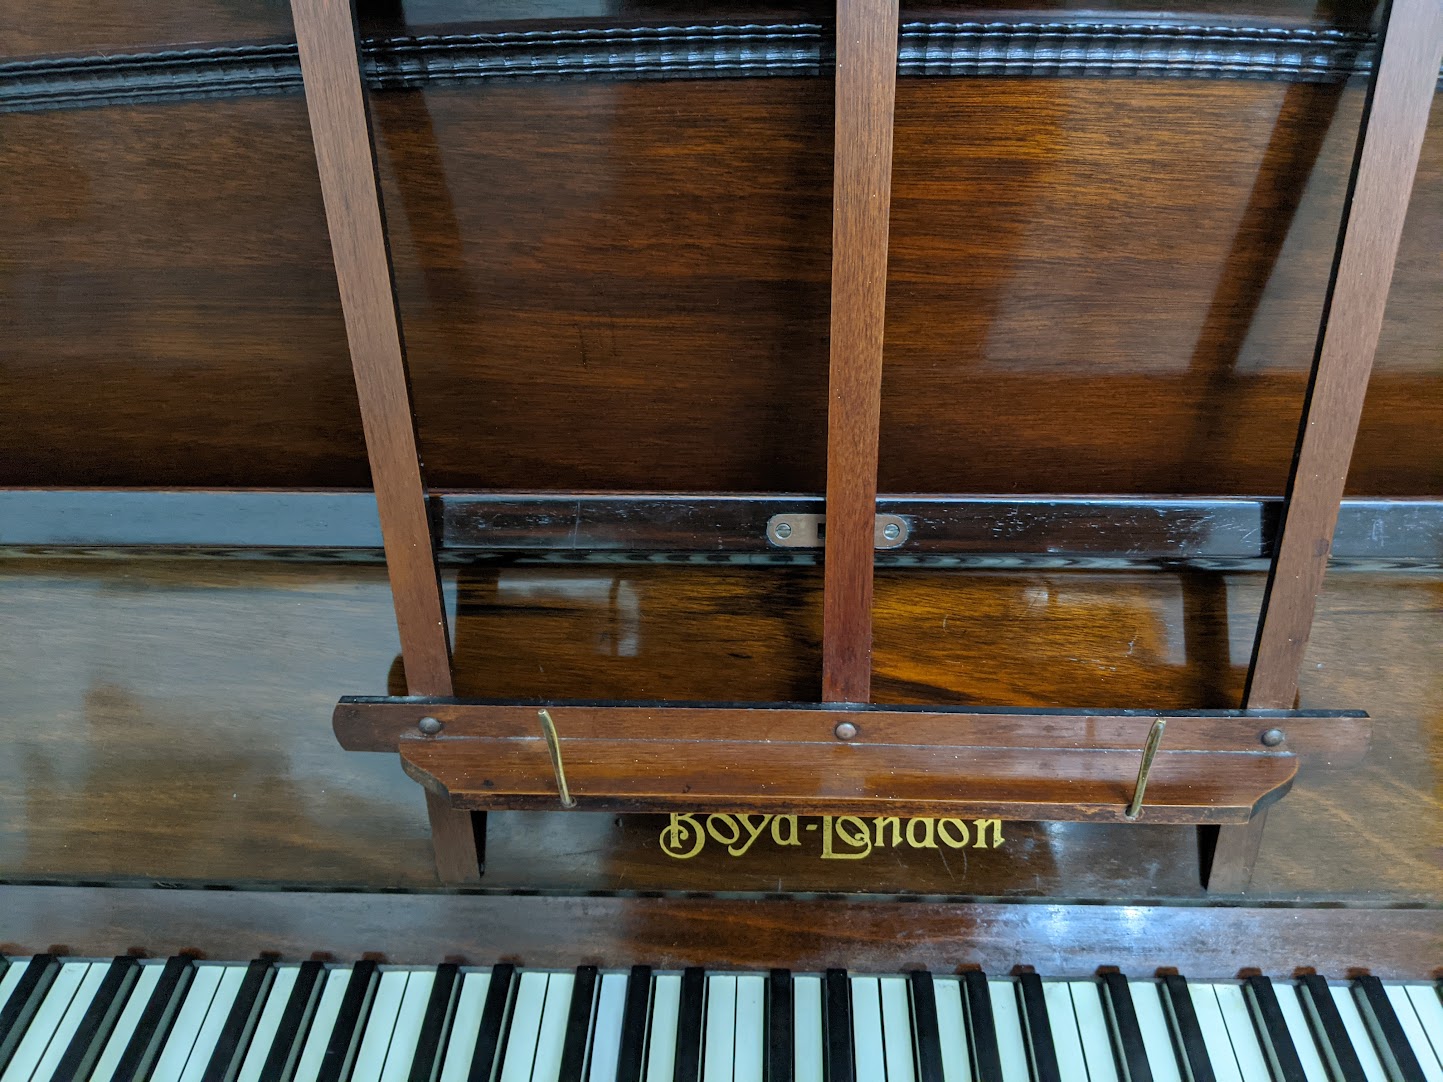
[822,0,900,704]
[291,0,481,882]
[1208,0,1443,892]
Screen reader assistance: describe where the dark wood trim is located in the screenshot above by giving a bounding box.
[823,0,898,705]
[0,20,1398,115]
[8,491,1443,565]
[291,0,480,882]
[3,887,1438,979]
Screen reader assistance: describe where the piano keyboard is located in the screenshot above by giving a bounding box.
[0,956,1438,1082]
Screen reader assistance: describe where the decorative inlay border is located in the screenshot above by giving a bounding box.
[0,19,1397,114]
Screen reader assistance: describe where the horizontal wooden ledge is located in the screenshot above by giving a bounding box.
[6,490,1443,565]
[334,699,1371,825]
[3,887,1438,978]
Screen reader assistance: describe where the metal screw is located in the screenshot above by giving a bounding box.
[882,522,901,541]
[834,721,858,741]
[774,522,793,539]
[418,715,443,736]
[1260,727,1285,747]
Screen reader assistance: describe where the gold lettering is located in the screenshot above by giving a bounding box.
[938,818,970,848]
[974,818,1004,848]
[906,817,939,849]
[820,815,870,860]
[660,813,706,859]
[873,816,902,848]
[771,814,800,847]
[729,814,773,857]
[705,813,741,848]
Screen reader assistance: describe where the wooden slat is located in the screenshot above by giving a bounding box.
[290,0,479,882]
[822,0,900,704]
[3,887,1440,980]
[1211,0,1443,894]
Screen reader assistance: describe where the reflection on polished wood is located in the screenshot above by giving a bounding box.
[0,557,1435,899]
[4,76,1443,493]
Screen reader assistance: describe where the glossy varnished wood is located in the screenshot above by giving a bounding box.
[822,0,898,704]
[6,78,1443,494]
[1,886,1437,979]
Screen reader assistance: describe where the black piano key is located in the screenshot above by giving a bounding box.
[469,962,518,1082]
[1243,976,1309,1082]
[1298,975,1367,1082]
[616,965,654,1082]
[0,953,61,1074]
[1353,977,1428,1082]
[317,960,380,1082]
[674,967,706,1082]
[1100,972,1155,1082]
[908,972,945,1082]
[766,969,793,1082]
[261,959,326,1082]
[558,965,599,1082]
[962,970,1004,1082]
[202,958,275,1082]
[1018,972,1063,1082]
[408,963,460,1082]
[1160,975,1217,1082]
[111,955,196,1082]
[53,956,143,1081]
[824,968,854,1082]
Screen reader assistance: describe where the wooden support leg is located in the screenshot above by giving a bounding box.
[1203,0,1443,891]
[291,0,482,882]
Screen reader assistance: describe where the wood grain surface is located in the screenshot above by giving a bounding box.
[1,887,1436,979]
[6,78,1443,495]
[822,0,898,705]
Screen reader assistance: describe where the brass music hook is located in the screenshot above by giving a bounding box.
[1124,719,1167,820]
[538,709,577,809]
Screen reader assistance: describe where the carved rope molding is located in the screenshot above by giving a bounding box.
[0,20,1397,114]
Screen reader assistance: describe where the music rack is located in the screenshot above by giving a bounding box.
[288,0,1442,888]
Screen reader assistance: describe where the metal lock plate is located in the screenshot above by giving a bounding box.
[766,513,910,549]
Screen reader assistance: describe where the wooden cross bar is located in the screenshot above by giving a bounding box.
[1206,0,1443,891]
[291,0,483,882]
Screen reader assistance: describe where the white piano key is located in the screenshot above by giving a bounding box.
[851,977,885,1082]
[91,961,165,1082]
[499,971,548,1082]
[645,974,681,1082]
[1385,986,1443,1082]
[1329,985,1388,1082]
[0,963,29,1019]
[236,964,300,1082]
[531,972,574,1082]
[1068,983,1118,1082]
[881,977,917,1082]
[1187,984,1243,1082]
[1405,987,1443,1073]
[1129,980,1182,1082]
[734,975,765,1082]
[1271,982,1330,1082]
[32,960,109,1082]
[1212,985,1271,1082]
[791,975,823,1082]
[179,965,249,1082]
[151,964,225,1082]
[293,967,352,1082]
[590,972,630,1082]
[989,980,1030,1082]
[381,969,434,1082]
[1041,981,1088,1082]
[703,975,736,1082]
[439,970,492,1082]
[350,970,410,1082]
[935,978,973,1082]
[1,961,89,1082]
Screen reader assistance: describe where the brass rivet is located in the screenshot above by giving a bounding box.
[417,715,443,736]
[834,721,858,741]
[1260,727,1285,747]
